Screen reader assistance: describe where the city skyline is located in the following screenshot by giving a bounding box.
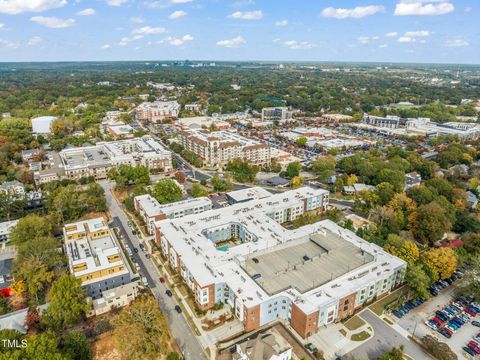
[0,0,478,64]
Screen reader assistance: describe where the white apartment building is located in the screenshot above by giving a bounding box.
[59,136,172,180]
[406,118,480,139]
[261,107,293,122]
[153,187,406,338]
[134,194,212,234]
[177,130,271,168]
[362,114,401,129]
[63,218,133,300]
[135,101,180,123]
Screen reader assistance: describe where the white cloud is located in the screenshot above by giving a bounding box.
[0,24,4,30]
[232,0,255,7]
[216,36,246,48]
[30,16,75,28]
[161,34,193,46]
[106,0,128,6]
[101,44,111,49]
[130,17,144,24]
[0,38,19,49]
[76,8,96,16]
[283,40,316,50]
[228,10,263,20]
[445,39,469,47]
[357,35,380,44]
[275,19,288,26]
[169,10,187,19]
[394,0,454,16]
[379,44,388,48]
[0,0,66,15]
[119,35,144,46]
[27,36,43,45]
[397,30,433,43]
[321,5,385,19]
[132,26,167,35]
[385,32,398,37]
[144,0,193,9]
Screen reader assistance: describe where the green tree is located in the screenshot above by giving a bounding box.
[284,161,302,179]
[211,174,233,192]
[191,183,209,198]
[42,274,89,330]
[375,182,396,206]
[375,168,406,192]
[295,136,308,147]
[378,346,405,360]
[225,159,259,183]
[9,214,53,246]
[311,156,336,181]
[7,331,67,360]
[151,179,183,204]
[405,264,431,300]
[408,202,452,245]
[290,176,304,189]
[63,331,92,360]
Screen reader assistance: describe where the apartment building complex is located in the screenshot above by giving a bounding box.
[58,136,172,181]
[134,194,213,234]
[135,101,180,123]
[153,187,406,338]
[177,130,271,168]
[261,107,293,122]
[63,218,133,300]
[362,114,402,129]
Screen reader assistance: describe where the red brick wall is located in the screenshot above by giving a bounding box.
[290,304,319,338]
[336,292,357,322]
[243,304,260,332]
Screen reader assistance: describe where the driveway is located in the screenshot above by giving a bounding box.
[100,180,208,360]
[344,310,432,360]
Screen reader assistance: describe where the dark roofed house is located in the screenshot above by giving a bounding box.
[266,176,290,187]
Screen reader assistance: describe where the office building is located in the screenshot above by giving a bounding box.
[177,130,271,168]
[362,114,401,129]
[261,107,293,122]
[63,217,132,300]
[153,187,405,338]
[135,101,180,123]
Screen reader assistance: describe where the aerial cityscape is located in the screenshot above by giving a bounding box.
[0,0,480,360]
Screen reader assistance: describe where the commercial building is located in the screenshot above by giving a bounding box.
[0,220,18,245]
[63,217,132,300]
[362,114,401,129]
[261,107,293,122]
[33,152,65,185]
[405,118,480,139]
[177,130,271,168]
[154,187,405,337]
[106,124,135,139]
[175,116,231,131]
[59,136,172,181]
[135,101,180,123]
[31,116,57,134]
[134,194,213,234]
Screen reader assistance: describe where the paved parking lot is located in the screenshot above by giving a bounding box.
[396,285,480,359]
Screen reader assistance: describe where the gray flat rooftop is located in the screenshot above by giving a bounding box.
[243,230,374,295]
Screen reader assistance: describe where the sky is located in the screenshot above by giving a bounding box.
[0,0,478,64]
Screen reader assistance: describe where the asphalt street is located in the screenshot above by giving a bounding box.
[100,180,208,360]
[344,310,432,360]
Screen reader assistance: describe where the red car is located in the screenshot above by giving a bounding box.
[468,342,480,354]
[159,277,165,283]
[465,309,477,316]
[433,317,445,326]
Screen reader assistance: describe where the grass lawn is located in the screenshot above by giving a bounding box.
[351,331,371,342]
[383,317,394,325]
[369,287,407,316]
[344,316,366,331]
[339,329,347,336]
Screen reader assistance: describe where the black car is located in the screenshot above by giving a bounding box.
[175,305,182,313]
[166,290,173,297]
[133,248,138,253]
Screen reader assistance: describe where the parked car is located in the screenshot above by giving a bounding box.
[464,346,477,357]
[166,290,173,297]
[472,321,480,327]
[159,277,165,283]
[175,305,182,313]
